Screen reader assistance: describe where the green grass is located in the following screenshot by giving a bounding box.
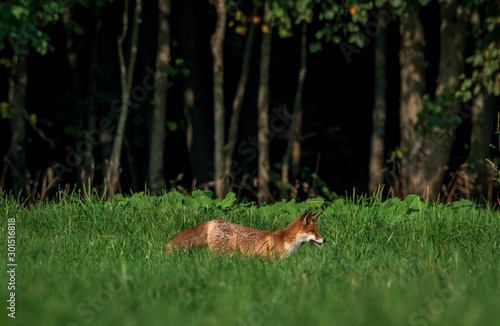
[0,191,499,326]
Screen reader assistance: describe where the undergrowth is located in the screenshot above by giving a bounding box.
[0,191,499,326]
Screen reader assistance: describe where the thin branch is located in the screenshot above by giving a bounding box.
[21,106,56,148]
[126,0,142,92]
[225,5,258,172]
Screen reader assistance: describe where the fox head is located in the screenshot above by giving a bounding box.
[283,210,325,257]
[299,210,325,246]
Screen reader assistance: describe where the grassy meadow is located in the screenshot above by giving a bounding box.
[1,190,499,326]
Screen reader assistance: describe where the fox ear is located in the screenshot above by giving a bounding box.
[311,211,321,222]
[302,210,313,226]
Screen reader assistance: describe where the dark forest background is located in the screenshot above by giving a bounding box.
[1,0,499,205]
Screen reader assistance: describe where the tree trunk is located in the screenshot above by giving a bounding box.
[8,48,29,198]
[178,0,213,186]
[281,22,307,200]
[467,94,496,200]
[421,2,470,200]
[399,4,426,197]
[225,6,258,174]
[257,0,272,205]
[148,0,171,194]
[466,2,499,201]
[369,23,387,193]
[109,0,142,197]
[211,0,227,200]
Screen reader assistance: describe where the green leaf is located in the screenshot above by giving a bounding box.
[11,6,28,19]
[0,102,10,119]
[235,25,247,35]
[309,42,322,53]
[166,121,178,132]
[473,84,481,95]
[347,22,359,33]
[278,26,292,38]
[405,194,421,209]
[472,54,484,67]
[392,0,403,7]
[306,196,325,208]
[219,192,236,209]
[453,199,473,208]
[74,25,84,36]
[324,9,334,21]
[192,189,212,199]
[354,34,365,48]
[354,13,368,26]
[461,78,472,90]
[333,198,345,207]
[494,85,500,96]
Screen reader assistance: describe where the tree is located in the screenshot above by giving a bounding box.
[252,0,391,202]
[108,0,143,197]
[368,17,387,193]
[8,46,29,198]
[398,2,426,198]
[148,0,171,194]
[281,22,307,199]
[467,93,496,200]
[417,1,470,200]
[460,1,500,200]
[211,0,227,200]
[257,0,272,204]
[0,1,71,197]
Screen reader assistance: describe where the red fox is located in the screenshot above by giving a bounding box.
[163,210,324,260]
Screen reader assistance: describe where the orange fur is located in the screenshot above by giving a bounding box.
[164,211,324,260]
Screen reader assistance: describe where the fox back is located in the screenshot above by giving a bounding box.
[164,210,324,260]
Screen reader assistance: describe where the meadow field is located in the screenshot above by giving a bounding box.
[1,190,499,326]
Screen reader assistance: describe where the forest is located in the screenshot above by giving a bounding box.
[1,0,499,205]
